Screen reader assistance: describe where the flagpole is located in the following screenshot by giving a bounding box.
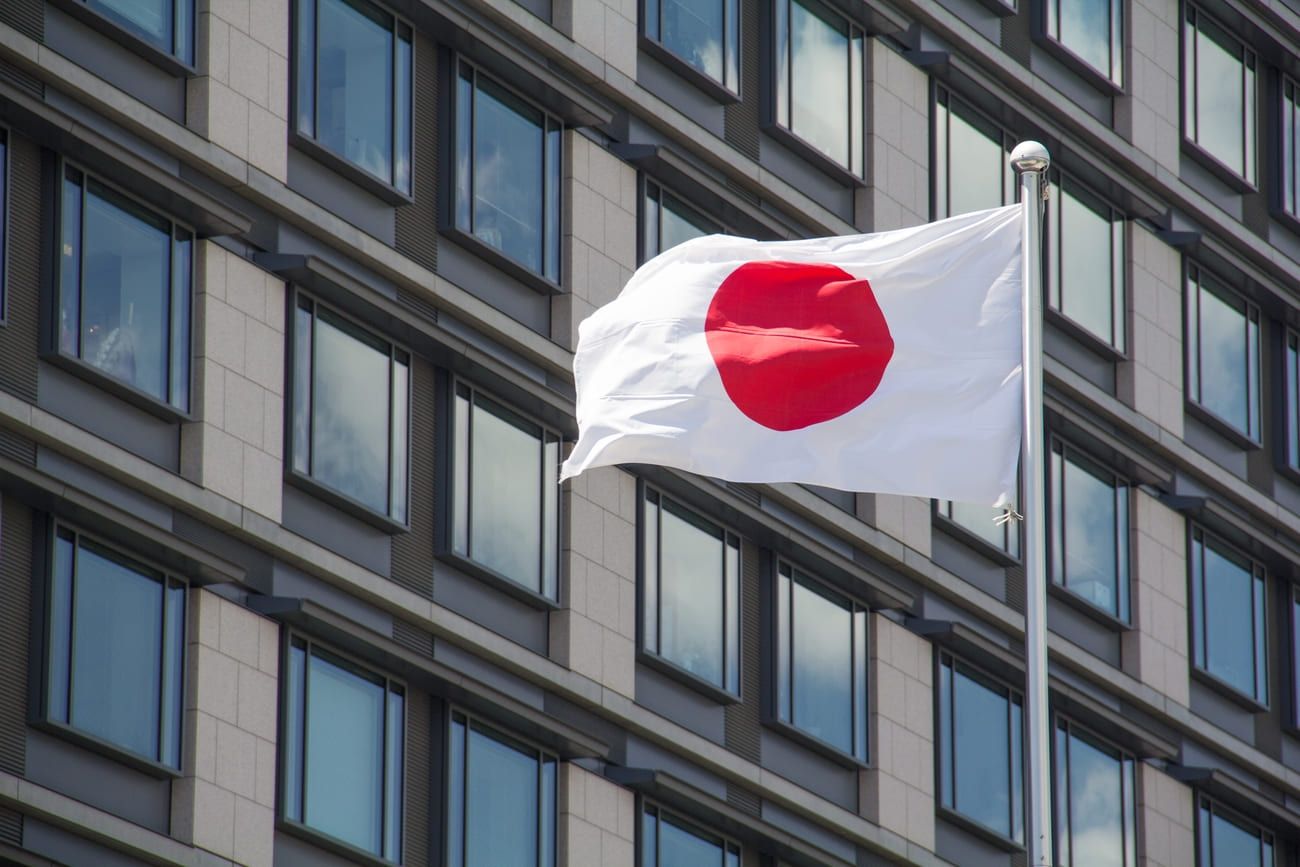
[1011,140,1052,867]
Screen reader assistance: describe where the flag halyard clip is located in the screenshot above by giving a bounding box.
[995,507,1024,526]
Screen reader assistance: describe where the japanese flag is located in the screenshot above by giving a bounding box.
[561,205,1024,506]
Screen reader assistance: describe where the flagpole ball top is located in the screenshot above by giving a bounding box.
[1010,141,1051,174]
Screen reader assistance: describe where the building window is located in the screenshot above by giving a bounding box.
[1043,0,1122,86]
[641,489,740,695]
[771,0,864,177]
[454,61,562,284]
[1190,526,1267,704]
[1286,330,1300,473]
[57,165,193,413]
[1048,440,1130,621]
[937,653,1024,844]
[450,382,560,601]
[642,179,721,261]
[643,0,738,93]
[934,87,1014,219]
[291,295,410,523]
[1185,263,1260,442]
[773,562,867,760]
[1290,585,1300,727]
[1047,174,1126,351]
[0,129,6,322]
[642,805,741,867]
[1197,797,1274,867]
[294,0,413,194]
[80,0,194,65]
[1053,719,1137,867]
[1183,5,1256,184]
[1284,77,1300,221]
[448,712,557,867]
[44,525,185,768]
[938,499,1021,559]
[283,636,404,860]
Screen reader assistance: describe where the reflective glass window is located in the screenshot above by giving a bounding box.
[641,489,740,694]
[1183,6,1256,184]
[938,654,1025,843]
[1047,174,1126,351]
[1190,527,1267,703]
[283,637,404,860]
[447,713,557,867]
[1186,264,1260,441]
[454,62,562,283]
[642,805,741,867]
[58,166,193,412]
[1053,719,1137,867]
[772,0,864,176]
[934,87,1014,219]
[45,526,185,768]
[1285,77,1300,220]
[86,0,194,64]
[939,497,1021,559]
[643,0,738,92]
[451,383,560,601]
[291,296,410,523]
[774,563,868,760]
[1197,798,1274,867]
[642,179,721,261]
[1044,0,1123,86]
[294,0,412,193]
[1048,440,1130,621]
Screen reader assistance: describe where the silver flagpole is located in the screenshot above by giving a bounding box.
[1011,140,1052,867]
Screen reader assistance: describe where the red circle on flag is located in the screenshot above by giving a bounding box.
[705,261,895,431]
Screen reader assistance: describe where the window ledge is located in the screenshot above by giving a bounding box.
[933,511,1021,567]
[637,649,740,705]
[936,806,1025,851]
[1034,32,1124,95]
[31,719,182,780]
[43,350,191,423]
[290,132,413,207]
[1180,139,1258,195]
[277,818,397,867]
[762,716,868,770]
[435,550,560,610]
[1045,307,1127,361]
[441,227,564,296]
[638,37,741,105]
[761,122,866,188]
[48,0,198,78]
[285,470,409,535]
[1185,401,1261,451]
[1190,667,1269,714]
[1047,580,1131,631]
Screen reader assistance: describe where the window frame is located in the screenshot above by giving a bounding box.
[640,800,742,867]
[1282,326,1300,478]
[639,176,726,264]
[640,0,740,99]
[51,158,196,420]
[932,85,1016,221]
[1045,170,1128,356]
[0,127,7,327]
[278,632,406,865]
[1181,4,1258,190]
[766,0,866,180]
[440,377,563,608]
[1196,794,1275,867]
[934,495,1023,564]
[936,651,1026,849]
[1052,716,1138,867]
[638,483,743,702]
[768,559,869,766]
[1184,262,1262,446]
[1047,437,1132,626]
[1280,74,1300,229]
[290,0,415,201]
[446,708,558,867]
[288,290,412,531]
[51,0,197,76]
[1188,524,1269,708]
[447,58,564,292]
[37,520,188,777]
[1038,0,1125,91]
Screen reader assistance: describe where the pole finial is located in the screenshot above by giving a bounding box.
[1010,140,1051,174]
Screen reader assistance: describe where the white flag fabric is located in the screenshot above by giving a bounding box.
[561,204,1024,505]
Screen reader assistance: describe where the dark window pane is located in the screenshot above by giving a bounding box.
[59,171,83,357]
[1055,447,1126,617]
[169,233,192,411]
[285,641,306,822]
[791,577,853,753]
[660,0,724,81]
[90,0,193,62]
[48,531,76,724]
[316,0,394,183]
[395,31,413,194]
[1206,806,1272,867]
[788,0,849,167]
[291,301,313,476]
[659,503,725,686]
[941,659,1022,841]
[1061,728,1128,867]
[473,79,546,272]
[1200,540,1260,696]
[1196,282,1250,430]
[1285,80,1299,218]
[660,815,726,866]
[469,396,544,590]
[296,0,317,135]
